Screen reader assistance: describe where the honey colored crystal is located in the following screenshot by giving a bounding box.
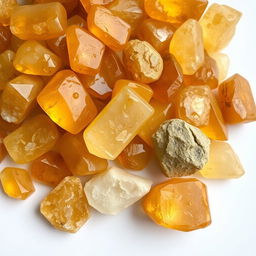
[1,75,44,124]
[199,140,245,179]
[169,19,204,75]
[0,167,35,200]
[13,40,62,76]
[40,176,90,233]
[38,70,98,134]
[0,26,11,53]
[10,3,67,40]
[218,74,256,124]
[0,0,17,26]
[210,53,230,82]
[58,133,108,176]
[200,4,242,53]
[83,87,154,160]
[87,6,131,51]
[143,178,211,231]
[4,114,59,163]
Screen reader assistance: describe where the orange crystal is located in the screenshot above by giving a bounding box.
[218,74,256,124]
[0,0,17,26]
[0,26,11,53]
[143,178,211,231]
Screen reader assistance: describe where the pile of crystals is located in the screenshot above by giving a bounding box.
[0,0,254,233]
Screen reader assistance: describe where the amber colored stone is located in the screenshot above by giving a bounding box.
[198,140,245,179]
[210,53,230,82]
[0,131,7,162]
[83,87,154,160]
[137,19,174,54]
[1,75,44,124]
[117,136,151,170]
[13,40,62,76]
[152,55,183,104]
[81,0,114,12]
[10,3,67,40]
[40,176,90,233]
[0,50,16,90]
[58,133,108,176]
[38,70,97,134]
[87,6,131,51]
[200,4,242,53]
[0,0,17,26]
[66,25,105,75]
[79,49,125,100]
[112,79,153,102]
[138,99,173,146]
[10,35,24,52]
[4,114,59,163]
[183,52,219,89]
[144,0,208,25]
[169,19,204,75]
[143,178,211,231]
[107,0,145,36]
[30,151,72,187]
[218,74,256,124]
[0,167,35,200]
[0,26,11,53]
[175,85,228,141]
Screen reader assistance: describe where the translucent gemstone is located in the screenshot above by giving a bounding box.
[30,151,72,187]
[4,114,59,163]
[0,131,7,162]
[138,99,173,146]
[83,87,154,160]
[152,54,183,104]
[58,133,108,176]
[183,52,219,89]
[107,0,145,36]
[66,25,105,75]
[10,3,67,40]
[87,6,131,51]
[0,50,16,90]
[80,0,114,12]
[143,178,211,231]
[78,49,125,100]
[137,19,174,54]
[0,167,35,200]
[218,74,256,124]
[210,53,230,82]
[13,40,62,76]
[200,4,242,53]
[169,19,204,75]
[112,79,153,102]
[199,140,245,179]
[144,0,208,25]
[40,176,90,233]
[123,39,163,84]
[117,136,151,170]
[1,75,44,124]
[175,85,228,141]
[0,26,11,53]
[0,0,17,26]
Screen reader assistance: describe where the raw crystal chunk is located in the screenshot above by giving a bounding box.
[152,119,210,177]
[80,0,114,12]
[0,167,35,200]
[10,3,67,40]
[169,19,204,75]
[1,75,44,124]
[0,131,7,162]
[87,6,131,51]
[40,176,90,233]
[117,136,151,170]
[83,87,154,160]
[4,114,59,163]
[200,4,242,53]
[30,151,72,187]
[66,25,105,75]
[143,178,211,231]
[210,53,230,82]
[123,40,163,84]
[0,0,17,26]
[58,133,108,176]
[218,74,256,124]
[13,40,62,76]
[199,140,245,179]
[0,26,11,53]
[144,0,208,25]
[175,85,228,141]
[38,70,98,134]
[152,54,183,104]
[137,19,174,54]
[112,79,153,102]
[84,167,152,215]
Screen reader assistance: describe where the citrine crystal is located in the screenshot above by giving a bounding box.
[0,0,17,26]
